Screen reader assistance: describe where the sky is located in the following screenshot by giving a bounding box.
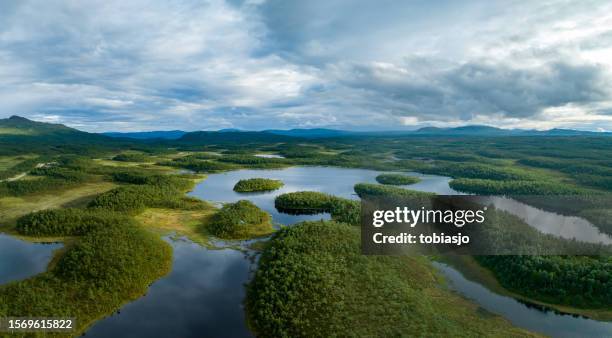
[1,0,612,132]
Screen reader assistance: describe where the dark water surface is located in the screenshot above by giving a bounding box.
[434,262,612,338]
[2,166,608,337]
[0,233,61,285]
[86,167,394,337]
[86,237,254,338]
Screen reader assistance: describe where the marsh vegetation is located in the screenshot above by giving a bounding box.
[1,116,611,336]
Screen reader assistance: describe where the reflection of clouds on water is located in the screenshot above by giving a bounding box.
[84,167,612,337]
[0,234,62,285]
[484,196,612,245]
[434,262,612,338]
[254,154,285,159]
[189,167,385,225]
[87,237,254,338]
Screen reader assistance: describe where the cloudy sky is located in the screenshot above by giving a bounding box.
[1,0,612,132]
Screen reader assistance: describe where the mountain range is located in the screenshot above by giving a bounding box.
[1,116,610,141]
[104,124,611,139]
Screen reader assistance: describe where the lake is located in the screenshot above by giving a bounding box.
[434,262,612,338]
[0,166,609,337]
[86,237,254,338]
[0,233,61,285]
[86,166,612,337]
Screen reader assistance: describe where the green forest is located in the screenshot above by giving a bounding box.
[207,200,274,239]
[233,178,284,192]
[0,116,611,336]
[375,173,420,185]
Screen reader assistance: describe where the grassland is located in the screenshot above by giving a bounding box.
[0,127,35,135]
[207,200,274,240]
[136,207,216,246]
[0,181,117,232]
[1,123,611,336]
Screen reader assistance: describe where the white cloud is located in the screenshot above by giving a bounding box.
[0,0,612,131]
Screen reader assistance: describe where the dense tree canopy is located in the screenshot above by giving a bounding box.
[375,173,420,185]
[233,178,284,192]
[208,200,273,239]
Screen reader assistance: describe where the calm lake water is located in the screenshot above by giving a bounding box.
[0,166,609,337]
[86,237,254,338]
[0,233,61,285]
[482,196,612,245]
[254,154,285,159]
[434,262,612,338]
[86,166,612,337]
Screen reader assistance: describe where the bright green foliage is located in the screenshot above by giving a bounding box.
[375,173,420,185]
[219,155,288,168]
[354,183,434,198]
[275,191,332,213]
[0,223,171,335]
[111,171,193,191]
[421,162,539,181]
[274,191,361,225]
[449,178,585,195]
[0,156,94,197]
[55,223,171,289]
[246,221,533,337]
[0,157,41,180]
[477,256,612,308]
[160,157,237,172]
[112,153,151,162]
[89,173,197,213]
[30,166,89,182]
[208,200,273,239]
[0,177,80,197]
[88,185,185,214]
[16,208,134,236]
[233,178,284,192]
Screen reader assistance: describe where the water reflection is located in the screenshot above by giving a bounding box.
[0,233,61,285]
[189,167,384,225]
[188,167,456,225]
[433,262,612,338]
[85,167,612,337]
[254,154,285,159]
[482,196,612,245]
[86,237,254,338]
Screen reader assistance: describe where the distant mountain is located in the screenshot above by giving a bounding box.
[0,115,79,136]
[532,128,606,136]
[104,130,187,140]
[413,125,610,137]
[414,125,519,136]
[178,130,294,144]
[264,128,357,138]
[7,115,609,143]
[0,115,123,155]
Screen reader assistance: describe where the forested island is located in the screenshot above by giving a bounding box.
[375,173,420,185]
[0,116,611,335]
[233,178,284,192]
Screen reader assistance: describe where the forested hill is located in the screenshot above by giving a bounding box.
[2,115,611,157]
[177,130,295,144]
[0,116,131,156]
[104,130,187,140]
[105,125,612,140]
[0,115,79,136]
